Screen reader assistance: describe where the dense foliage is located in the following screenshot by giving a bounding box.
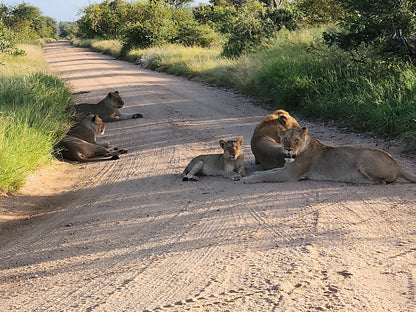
[75,0,297,57]
[323,0,416,61]
[0,3,57,41]
[59,22,77,39]
[0,20,25,55]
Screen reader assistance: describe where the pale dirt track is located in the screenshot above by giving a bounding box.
[1,41,416,311]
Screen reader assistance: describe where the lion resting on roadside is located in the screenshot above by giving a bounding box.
[243,127,416,184]
[73,91,143,122]
[251,109,300,170]
[182,137,246,181]
[57,114,127,162]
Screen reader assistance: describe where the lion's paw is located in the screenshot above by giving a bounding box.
[233,174,242,181]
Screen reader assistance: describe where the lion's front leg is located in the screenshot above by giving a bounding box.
[242,167,293,184]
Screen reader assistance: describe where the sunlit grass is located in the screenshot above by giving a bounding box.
[0,45,73,192]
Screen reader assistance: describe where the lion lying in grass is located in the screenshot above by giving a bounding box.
[243,127,416,184]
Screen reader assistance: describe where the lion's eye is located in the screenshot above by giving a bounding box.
[283,138,288,144]
[294,139,299,144]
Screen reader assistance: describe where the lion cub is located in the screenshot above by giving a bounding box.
[182,137,246,181]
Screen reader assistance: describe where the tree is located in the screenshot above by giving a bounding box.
[59,22,76,38]
[0,20,25,55]
[294,0,346,25]
[0,3,57,39]
[323,0,416,59]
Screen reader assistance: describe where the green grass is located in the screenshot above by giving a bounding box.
[73,31,416,152]
[0,45,73,192]
[240,29,416,148]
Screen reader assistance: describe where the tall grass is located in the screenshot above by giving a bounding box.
[0,45,73,192]
[73,31,416,151]
[239,29,416,147]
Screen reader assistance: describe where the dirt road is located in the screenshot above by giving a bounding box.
[1,41,416,311]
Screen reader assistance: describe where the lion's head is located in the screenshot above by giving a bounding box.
[281,127,308,159]
[81,113,106,135]
[107,91,124,108]
[220,136,244,160]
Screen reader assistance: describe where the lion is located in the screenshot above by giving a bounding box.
[242,127,416,184]
[250,109,300,170]
[182,137,246,181]
[73,91,143,122]
[57,113,127,162]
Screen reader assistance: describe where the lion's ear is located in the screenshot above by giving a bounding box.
[108,92,113,98]
[301,127,308,136]
[219,139,226,148]
[279,115,287,127]
[278,115,287,127]
[114,91,119,94]
[236,136,243,145]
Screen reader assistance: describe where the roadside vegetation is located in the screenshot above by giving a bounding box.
[0,4,73,192]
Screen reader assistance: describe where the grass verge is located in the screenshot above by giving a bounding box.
[0,45,73,192]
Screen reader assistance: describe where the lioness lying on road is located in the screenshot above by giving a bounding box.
[57,114,127,162]
[73,91,143,122]
[182,137,246,181]
[243,127,416,184]
[251,109,300,170]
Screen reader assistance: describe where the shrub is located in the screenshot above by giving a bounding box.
[221,1,296,57]
[176,20,220,47]
[0,21,26,55]
[120,1,219,53]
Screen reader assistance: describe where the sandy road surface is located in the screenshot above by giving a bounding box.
[1,41,416,311]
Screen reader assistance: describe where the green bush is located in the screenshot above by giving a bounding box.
[221,1,297,57]
[0,21,26,55]
[121,1,178,51]
[193,3,237,34]
[120,1,219,53]
[222,2,265,57]
[176,20,220,47]
[323,0,416,60]
[0,3,57,41]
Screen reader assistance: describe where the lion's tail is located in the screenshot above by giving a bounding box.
[399,168,416,183]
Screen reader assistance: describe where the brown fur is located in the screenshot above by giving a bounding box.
[243,127,416,184]
[182,137,246,181]
[73,91,143,122]
[250,109,300,170]
[57,114,127,162]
